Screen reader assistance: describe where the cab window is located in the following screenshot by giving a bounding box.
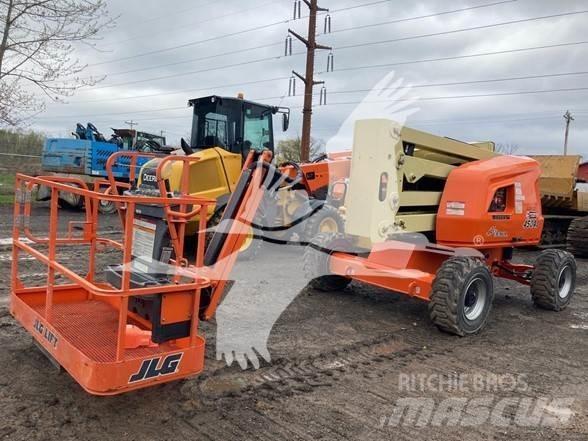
[489,187,508,212]
[203,112,228,148]
[244,107,271,152]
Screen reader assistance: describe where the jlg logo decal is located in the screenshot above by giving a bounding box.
[129,353,183,383]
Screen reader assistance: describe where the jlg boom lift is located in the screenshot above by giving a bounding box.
[10,119,576,395]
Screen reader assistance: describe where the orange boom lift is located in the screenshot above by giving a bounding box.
[10,119,577,395]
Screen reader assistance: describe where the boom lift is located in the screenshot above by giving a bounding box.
[304,120,576,336]
[9,119,576,394]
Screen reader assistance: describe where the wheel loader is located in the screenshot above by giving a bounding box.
[9,119,576,395]
[132,95,351,258]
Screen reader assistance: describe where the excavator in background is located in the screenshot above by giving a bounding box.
[10,119,576,394]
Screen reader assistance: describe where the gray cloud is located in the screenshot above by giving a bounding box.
[32,0,588,157]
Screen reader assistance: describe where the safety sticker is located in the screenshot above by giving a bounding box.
[523,210,539,229]
[132,219,156,259]
[446,201,465,216]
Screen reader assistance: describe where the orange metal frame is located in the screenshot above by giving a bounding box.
[10,150,272,395]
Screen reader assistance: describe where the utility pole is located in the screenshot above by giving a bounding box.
[125,120,138,130]
[289,0,331,162]
[160,130,166,138]
[563,110,574,155]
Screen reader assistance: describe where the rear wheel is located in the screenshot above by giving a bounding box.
[566,216,588,257]
[303,232,352,292]
[301,204,344,242]
[429,257,494,336]
[530,249,576,311]
[98,188,117,215]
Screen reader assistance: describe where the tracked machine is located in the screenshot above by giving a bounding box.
[10,119,576,395]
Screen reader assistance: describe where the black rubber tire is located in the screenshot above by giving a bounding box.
[428,257,494,337]
[303,232,352,292]
[97,186,118,215]
[301,203,344,242]
[566,216,588,258]
[98,200,117,215]
[530,249,576,311]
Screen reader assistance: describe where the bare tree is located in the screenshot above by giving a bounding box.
[0,0,114,126]
[495,142,519,155]
[275,136,325,164]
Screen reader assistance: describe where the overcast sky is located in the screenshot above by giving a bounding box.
[30,0,588,157]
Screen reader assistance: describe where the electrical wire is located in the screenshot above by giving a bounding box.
[56,40,588,108]
[324,0,518,36]
[305,87,588,109]
[334,10,588,52]
[317,41,588,74]
[42,85,588,122]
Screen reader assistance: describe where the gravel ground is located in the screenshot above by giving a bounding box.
[0,204,586,441]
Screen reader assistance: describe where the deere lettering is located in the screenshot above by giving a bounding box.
[142,173,157,183]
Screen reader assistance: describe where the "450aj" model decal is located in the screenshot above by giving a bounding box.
[129,353,183,383]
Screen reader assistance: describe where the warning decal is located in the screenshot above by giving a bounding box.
[132,219,156,259]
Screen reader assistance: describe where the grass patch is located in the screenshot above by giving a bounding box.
[0,172,15,197]
[0,194,14,204]
[0,172,17,204]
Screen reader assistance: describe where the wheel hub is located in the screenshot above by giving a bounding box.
[557,265,573,299]
[463,277,487,321]
[318,217,339,233]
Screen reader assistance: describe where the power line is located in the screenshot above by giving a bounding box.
[84,0,475,71]
[104,0,278,48]
[328,71,588,96]
[55,41,588,109]
[88,19,291,67]
[104,42,282,78]
[94,0,517,82]
[43,85,588,123]
[330,0,392,13]
[307,86,588,108]
[324,0,518,35]
[85,11,587,91]
[318,41,588,74]
[334,10,588,52]
[69,76,291,104]
[311,108,588,129]
[251,70,588,101]
[85,52,305,91]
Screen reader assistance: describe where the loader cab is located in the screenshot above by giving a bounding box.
[188,95,289,159]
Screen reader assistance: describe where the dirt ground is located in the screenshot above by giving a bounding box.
[0,204,586,441]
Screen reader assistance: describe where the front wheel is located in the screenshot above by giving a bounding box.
[303,232,352,292]
[530,249,576,311]
[429,257,494,336]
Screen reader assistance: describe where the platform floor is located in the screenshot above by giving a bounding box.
[32,300,180,362]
